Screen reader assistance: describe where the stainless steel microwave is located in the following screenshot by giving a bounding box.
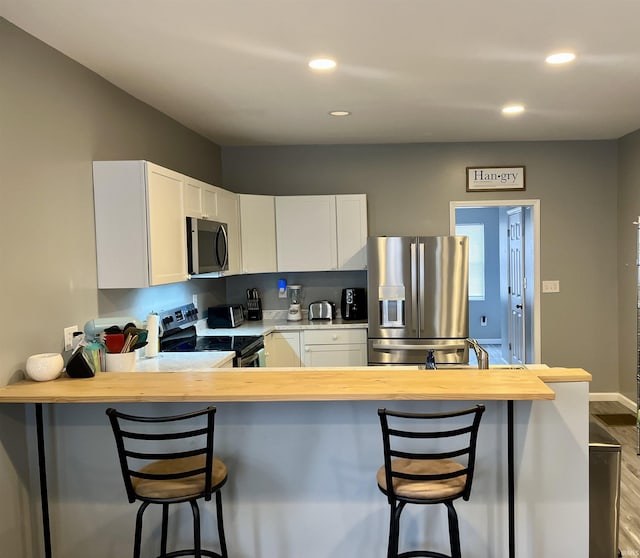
[186,217,229,274]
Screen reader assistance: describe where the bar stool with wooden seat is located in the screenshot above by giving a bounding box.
[377,405,485,558]
[106,406,228,558]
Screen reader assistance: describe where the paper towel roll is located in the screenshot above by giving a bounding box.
[145,313,159,358]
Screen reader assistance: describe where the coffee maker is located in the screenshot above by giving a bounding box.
[341,288,367,320]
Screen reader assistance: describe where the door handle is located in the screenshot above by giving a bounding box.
[516,304,523,309]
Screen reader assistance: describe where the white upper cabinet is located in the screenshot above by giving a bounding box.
[93,161,188,288]
[336,194,368,270]
[276,196,338,272]
[239,194,277,274]
[183,176,218,220]
[216,188,242,276]
[275,194,367,272]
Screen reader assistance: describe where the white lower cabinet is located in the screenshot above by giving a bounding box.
[301,329,367,367]
[264,331,301,367]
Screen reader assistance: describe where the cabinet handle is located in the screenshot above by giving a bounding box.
[332,335,338,340]
[305,346,309,352]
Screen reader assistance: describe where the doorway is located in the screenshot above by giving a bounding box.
[450,200,541,364]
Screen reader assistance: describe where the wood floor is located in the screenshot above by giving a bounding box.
[590,400,640,556]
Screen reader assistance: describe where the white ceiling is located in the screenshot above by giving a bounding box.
[3,0,640,146]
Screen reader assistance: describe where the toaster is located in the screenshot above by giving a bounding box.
[207,304,245,328]
[308,301,336,321]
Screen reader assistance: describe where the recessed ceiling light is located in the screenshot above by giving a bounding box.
[502,104,525,115]
[545,52,576,65]
[329,110,351,117]
[308,58,337,71]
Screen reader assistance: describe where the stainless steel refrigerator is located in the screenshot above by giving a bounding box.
[367,236,469,365]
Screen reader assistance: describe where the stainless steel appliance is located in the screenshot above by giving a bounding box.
[207,304,244,328]
[186,217,229,275]
[308,300,336,321]
[246,288,263,320]
[341,288,367,321]
[367,236,469,365]
[159,303,263,367]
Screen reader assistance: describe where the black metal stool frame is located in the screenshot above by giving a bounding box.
[106,406,228,558]
[378,405,485,558]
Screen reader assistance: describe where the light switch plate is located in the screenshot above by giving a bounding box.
[542,280,560,293]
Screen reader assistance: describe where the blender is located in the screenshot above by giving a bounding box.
[287,285,303,321]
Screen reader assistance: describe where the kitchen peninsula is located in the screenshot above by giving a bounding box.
[0,366,590,558]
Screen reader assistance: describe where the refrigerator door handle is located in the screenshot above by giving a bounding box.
[419,241,425,331]
[372,343,466,351]
[410,242,418,332]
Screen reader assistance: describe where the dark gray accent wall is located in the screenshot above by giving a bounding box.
[222,141,619,392]
[617,129,640,401]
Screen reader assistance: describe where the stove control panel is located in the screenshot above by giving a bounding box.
[158,303,199,333]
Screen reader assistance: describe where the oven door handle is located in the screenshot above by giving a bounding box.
[239,350,261,367]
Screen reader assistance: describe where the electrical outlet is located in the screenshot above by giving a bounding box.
[63,325,78,351]
[542,280,560,293]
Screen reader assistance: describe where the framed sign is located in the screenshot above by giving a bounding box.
[466,166,526,192]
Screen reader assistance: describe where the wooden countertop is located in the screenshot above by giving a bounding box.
[526,367,592,383]
[0,367,561,403]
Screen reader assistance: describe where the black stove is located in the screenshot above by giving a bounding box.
[158,304,264,367]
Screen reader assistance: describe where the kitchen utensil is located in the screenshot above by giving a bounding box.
[104,333,125,353]
[121,334,138,353]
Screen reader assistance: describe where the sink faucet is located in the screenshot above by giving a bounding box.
[466,339,489,369]
[425,349,437,370]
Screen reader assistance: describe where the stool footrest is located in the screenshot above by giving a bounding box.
[156,550,223,558]
[399,551,453,558]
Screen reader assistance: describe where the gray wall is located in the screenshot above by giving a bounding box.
[617,128,640,400]
[0,19,224,555]
[222,141,620,392]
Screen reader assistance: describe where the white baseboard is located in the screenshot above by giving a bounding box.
[476,338,501,345]
[589,392,637,412]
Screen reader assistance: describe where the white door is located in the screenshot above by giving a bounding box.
[507,208,525,365]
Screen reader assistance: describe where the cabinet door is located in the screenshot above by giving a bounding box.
[146,164,188,286]
[239,194,277,273]
[184,177,218,219]
[336,194,368,270]
[276,196,337,271]
[265,332,301,367]
[301,344,367,367]
[217,189,241,275]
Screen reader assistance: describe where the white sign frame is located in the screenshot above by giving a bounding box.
[466,166,526,192]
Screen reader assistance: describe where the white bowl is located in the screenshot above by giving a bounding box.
[26,353,64,382]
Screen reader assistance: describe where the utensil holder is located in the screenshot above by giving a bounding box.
[105,351,137,372]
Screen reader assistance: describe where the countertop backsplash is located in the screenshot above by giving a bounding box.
[225,270,367,312]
